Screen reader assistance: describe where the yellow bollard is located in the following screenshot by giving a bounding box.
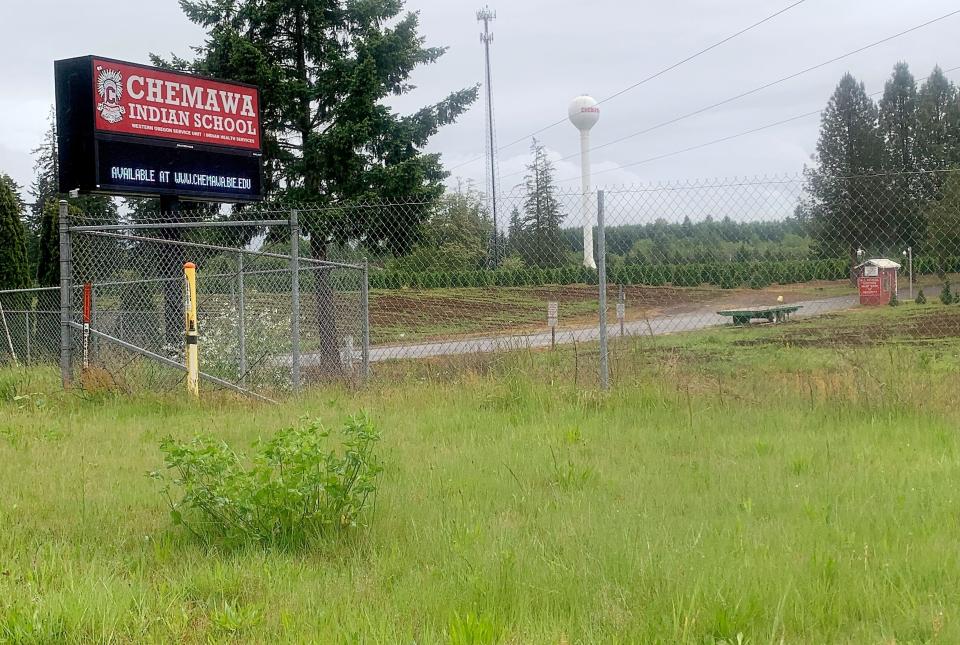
[184,262,199,398]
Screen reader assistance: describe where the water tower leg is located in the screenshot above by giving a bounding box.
[581,131,596,270]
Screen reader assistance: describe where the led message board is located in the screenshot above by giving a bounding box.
[55,56,263,202]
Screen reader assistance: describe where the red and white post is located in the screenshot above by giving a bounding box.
[82,282,92,372]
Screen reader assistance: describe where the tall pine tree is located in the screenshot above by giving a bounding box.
[29,109,59,234]
[165,0,478,370]
[923,171,960,275]
[915,66,960,191]
[0,174,24,213]
[806,73,885,269]
[0,175,31,290]
[30,109,119,284]
[520,139,564,268]
[879,63,918,171]
[878,62,923,249]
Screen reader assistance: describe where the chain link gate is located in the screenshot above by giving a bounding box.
[57,203,369,401]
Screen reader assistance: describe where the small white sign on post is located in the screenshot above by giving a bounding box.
[341,335,355,370]
[547,301,558,328]
[616,302,625,320]
[864,265,879,277]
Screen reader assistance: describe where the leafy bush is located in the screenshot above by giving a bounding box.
[915,288,926,304]
[888,291,900,307]
[152,414,382,547]
[941,279,954,305]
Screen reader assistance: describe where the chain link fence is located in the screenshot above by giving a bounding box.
[0,287,60,367]
[2,167,959,394]
[307,170,958,380]
[2,208,368,401]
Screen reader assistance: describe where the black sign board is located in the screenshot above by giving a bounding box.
[55,55,263,202]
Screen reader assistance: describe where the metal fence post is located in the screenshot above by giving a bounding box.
[237,252,247,385]
[361,259,370,381]
[597,190,609,391]
[58,200,72,387]
[24,310,30,364]
[289,210,301,393]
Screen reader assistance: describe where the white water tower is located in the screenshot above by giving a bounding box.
[568,95,599,269]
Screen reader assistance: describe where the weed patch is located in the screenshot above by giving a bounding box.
[153,414,382,548]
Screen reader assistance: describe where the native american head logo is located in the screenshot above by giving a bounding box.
[96,66,124,124]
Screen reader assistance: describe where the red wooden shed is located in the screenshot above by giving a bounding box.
[855,259,900,305]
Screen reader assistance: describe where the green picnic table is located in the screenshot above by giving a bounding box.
[717,304,802,326]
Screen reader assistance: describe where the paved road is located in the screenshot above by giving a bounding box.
[355,292,863,364]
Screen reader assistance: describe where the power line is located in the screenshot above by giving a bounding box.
[445,0,809,174]
[500,7,960,183]
[557,65,960,183]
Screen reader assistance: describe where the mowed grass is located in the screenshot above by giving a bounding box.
[3,308,960,643]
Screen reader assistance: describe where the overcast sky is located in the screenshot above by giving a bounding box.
[3,0,960,203]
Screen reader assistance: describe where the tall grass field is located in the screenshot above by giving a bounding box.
[2,306,960,643]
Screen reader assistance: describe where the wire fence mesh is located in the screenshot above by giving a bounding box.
[3,167,959,394]
[0,287,60,367]
[56,213,368,399]
[320,169,960,370]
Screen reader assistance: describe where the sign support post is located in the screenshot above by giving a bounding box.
[59,200,72,387]
[82,282,92,371]
[184,262,199,398]
[289,210,301,393]
[237,252,247,385]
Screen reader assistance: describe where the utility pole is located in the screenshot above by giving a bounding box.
[477,6,499,266]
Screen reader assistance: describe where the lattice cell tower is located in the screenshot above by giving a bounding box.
[477,6,500,265]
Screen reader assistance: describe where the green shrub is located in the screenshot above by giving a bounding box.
[888,291,900,307]
[716,266,738,289]
[915,288,926,304]
[941,279,953,305]
[152,414,382,547]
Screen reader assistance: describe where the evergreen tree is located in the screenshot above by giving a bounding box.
[29,109,59,236]
[29,109,119,284]
[805,73,885,273]
[166,0,478,369]
[0,174,24,213]
[36,201,60,288]
[923,171,960,276]
[916,66,960,181]
[0,176,31,290]
[35,201,85,287]
[520,139,564,268]
[164,0,477,235]
[878,63,924,251]
[940,278,953,305]
[879,63,919,172]
[507,206,525,260]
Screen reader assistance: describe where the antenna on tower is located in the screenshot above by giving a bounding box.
[477,6,499,266]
